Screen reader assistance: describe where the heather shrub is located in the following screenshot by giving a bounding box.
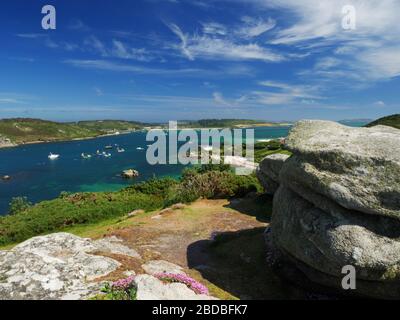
[165,170,261,205]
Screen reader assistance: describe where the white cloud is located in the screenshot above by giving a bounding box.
[84,36,108,56]
[374,100,385,107]
[63,59,253,77]
[247,0,400,81]
[111,40,151,62]
[83,36,153,62]
[235,16,276,38]
[16,33,45,39]
[202,22,227,36]
[213,92,232,106]
[252,80,322,105]
[166,23,194,60]
[166,23,283,62]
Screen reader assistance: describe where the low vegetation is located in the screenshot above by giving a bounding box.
[366,114,400,130]
[0,165,261,246]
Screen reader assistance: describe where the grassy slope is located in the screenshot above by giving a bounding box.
[366,114,400,129]
[0,118,144,144]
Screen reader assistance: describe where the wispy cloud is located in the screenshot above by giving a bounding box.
[252,80,322,105]
[84,36,154,62]
[202,22,227,36]
[166,23,283,62]
[63,59,250,77]
[213,92,247,107]
[16,33,45,39]
[241,0,400,82]
[235,16,276,39]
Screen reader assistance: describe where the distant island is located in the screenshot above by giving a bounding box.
[0,118,292,148]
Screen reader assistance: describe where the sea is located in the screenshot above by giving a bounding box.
[0,121,367,215]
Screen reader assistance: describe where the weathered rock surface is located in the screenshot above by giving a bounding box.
[261,120,400,299]
[0,233,120,300]
[283,120,400,219]
[257,153,289,194]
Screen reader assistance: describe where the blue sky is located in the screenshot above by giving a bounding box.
[0,0,399,122]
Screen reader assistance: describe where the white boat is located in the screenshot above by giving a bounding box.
[81,153,92,159]
[117,147,125,153]
[48,153,60,160]
[102,152,112,158]
[136,147,144,151]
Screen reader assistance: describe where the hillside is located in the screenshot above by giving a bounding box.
[0,118,144,146]
[366,114,400,129]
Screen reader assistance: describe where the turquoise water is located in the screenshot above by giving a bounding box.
[0,122,366,215]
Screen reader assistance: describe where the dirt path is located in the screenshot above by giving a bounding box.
[82,196,306,299]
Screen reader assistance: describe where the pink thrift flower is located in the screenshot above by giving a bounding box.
[155,273,209,295]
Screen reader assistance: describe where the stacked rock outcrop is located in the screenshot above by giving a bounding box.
[259,120,400,299]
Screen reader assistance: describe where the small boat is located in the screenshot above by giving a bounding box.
[48,153,60,160]
[81,153,92,159]
[96,150,101,155]
[136,147,144,151]
[105,145,113,150]
[102,152,112,158]
[117,147,125,153]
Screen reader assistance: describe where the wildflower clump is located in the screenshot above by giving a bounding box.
[101,276,136,300]
[155,273,209,295]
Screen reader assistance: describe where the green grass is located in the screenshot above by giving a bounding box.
[0,190,164,246]
[366,114,400,130]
